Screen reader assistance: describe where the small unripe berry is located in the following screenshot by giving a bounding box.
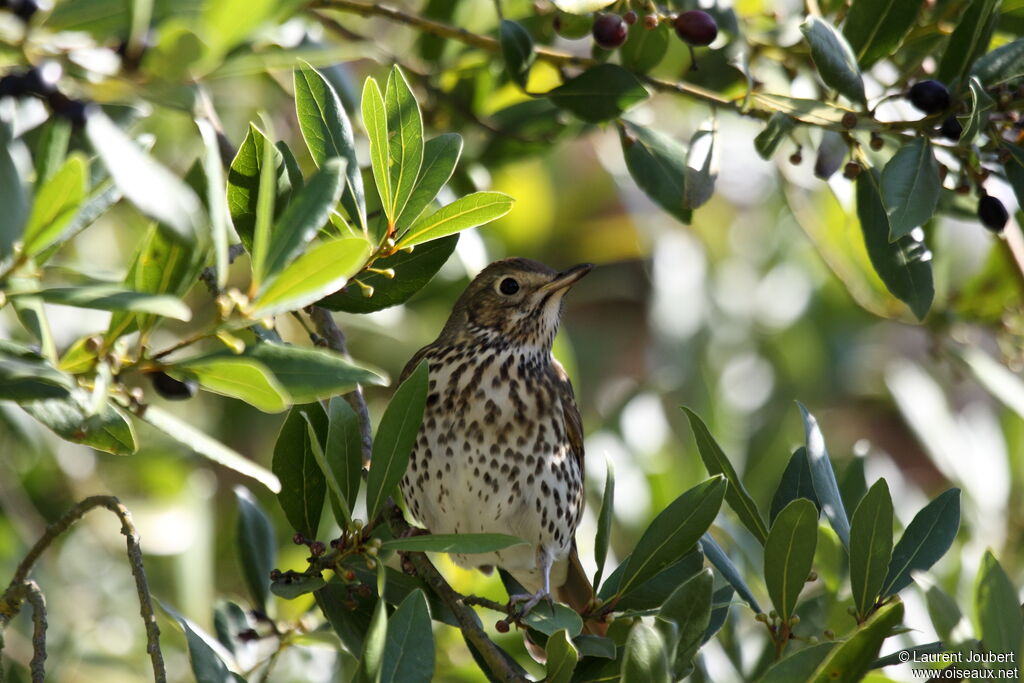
[908,80,951,114]
[978,195,1008,232]
[789,151,802,165]
[939,115,962,141]
[841,112,857,129]
[623,10,637,24]
[343,569,357,581]
[293,532,306,545]
[592,13,627,49]
[869,135,883,151]
[643,13,658,29]
[673,10,717,46]
[310,541,326,556]
[843,161,861,179]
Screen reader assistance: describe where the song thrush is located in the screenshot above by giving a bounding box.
[398,257,595,617]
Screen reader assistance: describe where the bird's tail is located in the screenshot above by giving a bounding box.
[556,546,607,636]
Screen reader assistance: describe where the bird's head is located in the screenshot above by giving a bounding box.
[442,258,592,349]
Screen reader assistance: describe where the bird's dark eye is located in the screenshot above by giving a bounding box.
[498,277,520,295]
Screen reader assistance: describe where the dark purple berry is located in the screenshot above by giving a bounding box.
[939,115,962,141]
[623,10,637,25]
[592,13,627,49]
[292,532,306,545]
[495,619,510,633]
[149,371,198,400]
[8,0,39,21]
[977,195,1008,232]
[0,74,28,99]
[908,80,951,114]
[674,10,718,47]
[23,63,61,97]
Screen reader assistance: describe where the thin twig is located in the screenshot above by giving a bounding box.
[0,496,166,683]
[21,582,45,683]
[463,594,509,613]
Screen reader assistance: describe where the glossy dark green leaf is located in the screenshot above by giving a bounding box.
[770,447,820,524]
[326,397,364,525]
[798,403,851,549]
[141,405,281,492]
[702,584,734,644]
[764,498,818,622]
[234,486,275,611]
[227,124,294,251]
[621,121,691,224]
[294,61,366,230]
[385,66,424,223]
[936,0,1000,90]
[856,168,934,320]
[86,112,204,244]
[621,20,669,72]
[973,37,1024,87]
[381,590,434,683]
[302,412,352,526]
[842,0,923,68]
[700,534,762,612]
[881,138,940,241]
[800,16,867,106]
[754,112,796,160]
[500,20,535,89]
[269,573,326,599]
[759,642,836,683]
[20,286,191,321]
[21,393,136,455]
[684,407,768,545]
[545,629,578,683]
[380,533,526,553]
[238,342,385,403]
[810,601,904,682]
[170,357,288,413]
[396,192,513,249]
[252,236,370,317]
[599,550,704,611]
[161,602,235,683]
[961,76,995,145]
[0,351,71,400]
[366,360,428,521]
[614,476,726,599]
[1004,142,1024,209]
[849,479,894,619]
[272,403,329,538]
[549,64,648,123]
[871,642,946,669]
[593,456,615,590]
[659,569,713,677]
[621,621,670,683]
[359,574,388,683]
[839,457,868,515]
[524,602,584,638]
[973,550,1022,672]
[318,234,458,313]
[22,153,87,256]
[574,634,616,659]
[881,488,960,596]
[213,601,249,656]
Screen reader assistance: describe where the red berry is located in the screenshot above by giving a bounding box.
[908,80,951,114]
[673,10,717,46]
[843,161,861,179]
[623,10,637,24]
[495,619,510,633]
[292,533,306,545]
[978,195,1008,232]
[592,13,627,49]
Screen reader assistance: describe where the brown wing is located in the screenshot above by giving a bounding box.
[549,358,584,488]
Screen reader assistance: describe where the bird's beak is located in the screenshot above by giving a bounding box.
[541,263,593,292]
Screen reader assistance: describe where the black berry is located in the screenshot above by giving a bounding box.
[149,371,198,400]
[51,98,90,128]
[673,10,718,47]
[939,115,962,141]
[23,64,61,97]
[0,74,28,99]
[6,0,39,21]
[977,195,1008,232]
[908,80,951,114]
[592,13,627,49]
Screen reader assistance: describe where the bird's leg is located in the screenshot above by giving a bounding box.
[509,547,555,619]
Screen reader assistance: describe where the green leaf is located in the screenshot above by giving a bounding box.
[881,138,940,241]
[856,168,934,320]
[683,127,717,210]
[396,192,513,249]
[754,112,796,160]
[1003,142,1024,209]
[18,286,191,321]
[22,153,87,256]
[197,119,230,290]
[810,601,905,682]
[272,403,329,537]
[234,486,275,611]
[881,488,960,597]
[232,342,385,404]
[303,411,352,527]
[362,76,392,223]
[0,124,30,258]
[614,476,726,600]
[974,550,1023,673]
[759,642,837,683]
[141,405,281,491]
[318,234,458,313]
[936,0,1000,91]
[683,407,769,545]
[524,602,584,638]
[764,498,818,622]
[621,20,670,72]
[549,64,649,123]
[800,16,867,106]
[599,550,704,611]
[926,583,963,641]
[544,629,579,683]
[381,590,434,683]
[252,236,370,317]
[849,479,894,619]
[86,112,204,244]
[385,66,425,222]
[201,0,283,57]
[36,179,121,265]
[270,573,326,599]
[380,533,526,554]
[842,0,924,68]
[770,447,820,524]
[0,348,71,400]
[33,117,71,188]
[659,569,713,677]
[702,584,734,644]
[700,533,762,612]
[170,357,289,413]
[574,635,616,659]
[395,134,463,232]
[161,602,236,683]
[227,124,294,252]
[961,76,995,144]
[621,122,691,224]
[500,20,536,89]
[622,621,671,683]
[871,642,946,669]
[294,62,366,230]
[799,403,851,549]
[366,360,428,521]
[21,393,136,455]
[327,397,364,524]
[593,456,615,590]
[973,37,1024,87]
[359,573,388,683]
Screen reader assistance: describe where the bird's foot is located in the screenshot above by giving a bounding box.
[508,590,553,620]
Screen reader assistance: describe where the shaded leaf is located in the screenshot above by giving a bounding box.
[936,0,1000,90]
[549,64,649,123]
[799,403,851,548]
[871,641,946,669]
[759,642,836,683]
[500,20,535,88]
[593,456,615,590]
[161,602,236,683]
[270,573,326,599]
[303,412,351,526]
[810,601,905,682]
[227,124,294,251]
[973,37,1024,87]
[381,590,434,683]
[764,498,818,621]
[21,393,136,455]
[544,629,578,683]
[801,16,867,105]
[881,488,960,596]
[683,126,718,210]
[0,125,31,257]
[380,533,526,554]
[621,20,670,72]
[973,549,1022,673]
[881,138,940,241]
[926,583,964,641]
[599,550,704,611]
[770,447,820,524]
[234,486,275,611]
[327,397,364,523]
[237,342,385,403]
[700,533,762,612]
[359,572,388,683]
[621,121,691,224]
[754,112,796,160]
[252,236,370,317]
[621,621,670,683]
[523,602,584,638]
[272,403,329,537]
[396,192,513,249]
[849,479,894,619]
[19,286,191,321]
[842,0,924,68]
[0,350,71,401]
[197,119,231,290]
[659,569,713,677]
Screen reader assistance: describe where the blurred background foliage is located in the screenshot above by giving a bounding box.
[1,0,1023,680]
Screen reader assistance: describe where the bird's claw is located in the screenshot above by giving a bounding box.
[508,591,553,620]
